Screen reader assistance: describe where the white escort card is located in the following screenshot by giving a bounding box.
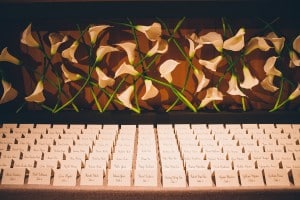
[13,158,35,169]
[108,169,131,186]
[239,169,264,186]
[214,170,239,187]
[1,168,26,185]
[291,168,300,186]
[188,170,212,187]
[210,160,232,171]
[59,159,82,172]
[0,158,12,169]
[43,152,64,161]
[281,161,300,169]
[28,168,52,185]
[36,160,57,169]
[1,151,20,160]
[110,159,132,170]
[30,144,49,152]
[134,169,157,187]
[162,169,186,187]
[53,169,77,186]
[80,168,103,186]
[22,151,43,160]
[10,144,28,152]
[233,160,255,170]
[264,169,290,186]
[185,160,209,170]
[135,160,157,170]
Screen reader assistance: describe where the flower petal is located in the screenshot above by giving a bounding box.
[244,37,272,55]
[88,25,111,45]
[25,81,45,103]
[146,38,168,57]
[199,55,223,72]
[62,41,79,63]
[0,47,21,65]
[21,24,39,48]
[96,45,119,62]
[265,32,285,54]
[95,67,115,88]
[114,62,139,78]
[289,51,300,68]
[263,56,282,77]
[159,59,180,83]
[240,65,259,89]
[0,80,18,104]
[117,85,134,109]
[141,79,159,100]
[227,74,246,96]
[261,75,279,92]
[49,33,68,56]
[199,87,223,108]
[288,83,300,100]
[61,64,82,83]
[293,35,300,54]
[194,69,209,93]
[223,28,245,51]
[135,22,162,42]
[199,32,223,52]
[116,42,136,64]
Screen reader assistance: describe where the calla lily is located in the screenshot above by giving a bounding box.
[117,85,134,109]
[289,51,300,68]
[227,74,246,96]
[141,79,159,100]
[244,37,272,55]
[96,45,119,63]
[25,80,45,103]
[146,38,168,57]
[88,25,111,45]
[48,33,68,56]
[186,33,203,58]
[194,68,209,93]
[61,64,82,83]
[95,67,115,88]
[62,41,79,63]
[293,35,300,54]
[114,62,139,78]
[0,80,18,104]
[21,24,40,48]
[199,55,223,72]
[288,83,300,100]
[223,28,245,51]
[199,32,223,52]
[261,75,279,92]
[135,22,162,42]
[265,32,285,54]
[240,65,259,89]
[199,87,223,108]
[0,47,21,65]
[263,56,282,77]
[116,42,136,65]
[159,59,180,83]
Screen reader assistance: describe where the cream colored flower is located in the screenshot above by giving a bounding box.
[199,55,223,72]
[96,45,119,63]
[135,22,162,42]
[88,25,111,45]
[194,69,209,93]
[199,87,223,108]
[223,28,245,51]
[289,51,300,68]
[61,64,82,83]
[117,85,134,109]
[25,80,45,103]
[95,67,115,88]
[116,42,136,65]
[0,80,18,104]
[199,32,223,52]
[48,33,68,56]
[159,59,180,83]
[265,32,285,54]
[62,41,79,63]
[263,56,282,77]
[240,65,259,89]
[21,24,40,48]
[293,35,300,54]
[261,75,279,92]
[288,83,300,100]
[227,74,246,96]
[0,47,21,65]
[186,33,203,58]
[244,37,271,55]
[141,79,159,100]
[114,62,139,78]
[146,38,168,57]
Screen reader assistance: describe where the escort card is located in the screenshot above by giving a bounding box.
[188,170,212,187]
[264,169,290,186]
[257,160,279,169]
[135,160,157,170]
[56,139,74,146]
[43,152,64,161]
[80,168,103,186]
[71,145,90,155]
[1,168,25,185]
[281,160,300,169]
[239,169,264,187]
[205,152,227,161]
[13,158,35,169]
[185,160,209,170]
[0,158,12,169]
[30,144,49,152]
[162,169,186,187]
[214,170,239,187]
[228,153,249,161]
[210,160,232,171]
[10,144,28,152]
[134,169,157,187]
[59,159,82,172]
[0,144,8,151]
[53,169,77,186]
[107,169,131,186]
[65,152,86,162]
[233,160,255,170]
[110,159,132,170]
[17,138,36,146]
[1,150,20,160]
[50,145,70,153]
[291,168,300,186]
[22,151,43,160]
[36,160,58,169]
[28,168,52,185]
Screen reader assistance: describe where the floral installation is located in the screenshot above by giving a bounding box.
[0,17,299,113]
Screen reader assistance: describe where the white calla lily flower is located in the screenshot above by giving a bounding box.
[159,59,180,83]
[117,85,134,109]
[263,56,282,77]
[223,28,245,51]
[25,80,45,103]
[135,22,162,42]
[199,87,223,108]
[199,32,223,52]
[194,69,209,93]
[244,37,272,55]
[96,45,119,63]
[240,65,259,89]
[116,42,136,64]
[141,79,159,100]
[0,47,21,65]
[199,55,223,72]
[186,33,203,58]
[88,25,111,45]
[95,67,115,88]
[265,32,285,54]
[62,41,79,63]
[61,64,82,83]
[21,24,40,48]
[146,38,168,57]
[0,80,18,104]
[114,62,139,78]
[261,75,279,92]
[293,35,300,54]
[289,51,300,68]
[227,74,246,96]
[48,33,68,56]
[288,83,300,100]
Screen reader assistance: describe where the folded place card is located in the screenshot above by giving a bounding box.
[28,168,52,185]
[50,145,70,153]
[53,169,77,186]
[233,160,255,170]
[264,169,290,186]
[1,150,20,160]
[30,144,49,152]
[56,139,74,146]
[17,138,36,146]
[36,160,58,169]
[205,152,227,161]
[185,160,209,170]
[162,169,186,187]
[107,169,131,186]
[110,159,132,170]
[272,152,294,161]
[71,145,90,155]
[13,158,35,169]
[0,144,8,151]
[210,160,232,171]
[59,159,82,172]
[291,168,300,186]
[0,158,12,169]
[10,144,28,152]
[257,160,279,169]
[134,169,157,187]
[214,170,239,187]
[1,168,26,185]
[239,169,264,187]
[281,160,300,169]
[188,170,212,187]
[80,168,103,186]
[43,152,64,161]
[36,138,54,145]
[135,160,157,170]
[65,152,86,162]
[227,153,249,161]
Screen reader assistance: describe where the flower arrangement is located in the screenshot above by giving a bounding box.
[0,17,299,113]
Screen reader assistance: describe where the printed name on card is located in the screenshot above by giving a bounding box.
[80,168,103,186]
[264,169,290,186]
[28,168,52,185]
[1,168,26,185]
[188,170,212,187]
[134,169,157,187]
[162,169,186,187]
[53,169,77,186]
[214,170,239,187]
[239,169,264,187]
[107,169,131,186]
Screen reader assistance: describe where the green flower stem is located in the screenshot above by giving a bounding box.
[241,96,246,111]
[212,101,221,112]
[269,99,290,112]
[90,87,103,113]
[274,77,284,109]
